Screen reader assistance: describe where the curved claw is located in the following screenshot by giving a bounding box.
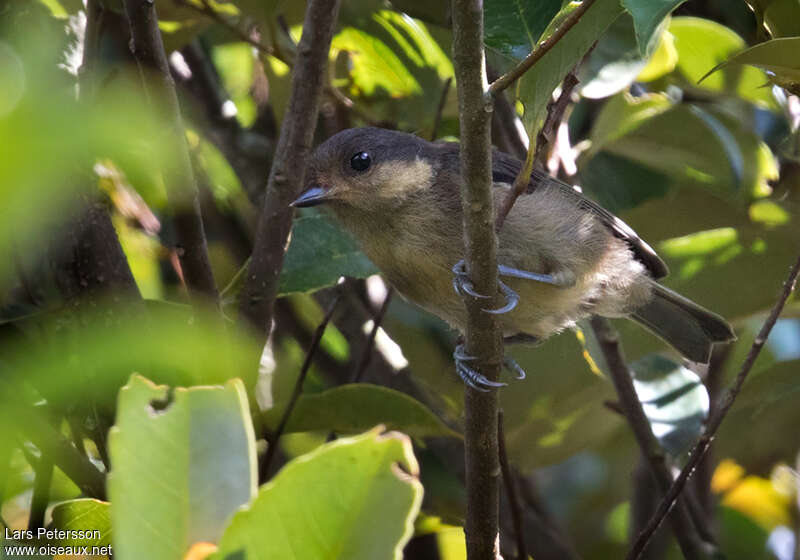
[503,356,526,380]
[454,344,507,391]
[452,259,491,299]
[483,280,519,314]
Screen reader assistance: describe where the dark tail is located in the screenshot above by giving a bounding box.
[632,283,736,363]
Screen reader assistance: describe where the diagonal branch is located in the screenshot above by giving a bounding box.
[451,0,504,558]
[590,317,712,559]
[237,0,340,336]
[122,0,219,305]
[629,250,800,560]
[488,0,598,97]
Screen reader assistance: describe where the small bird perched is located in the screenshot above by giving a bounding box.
[292,127,735,389]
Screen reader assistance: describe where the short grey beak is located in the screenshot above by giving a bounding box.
[290,186,330,208]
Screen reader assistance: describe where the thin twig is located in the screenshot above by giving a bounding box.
[238,0,341,336]
[352,288,393,383]
[431,77,453,140]
[590,316,711,560]
[533,72,580,169]
[175,0,363,123]
[498,410,527,560]
[495,62,581,232]
[261,290,342,479]
[123,0,219,305]
[176,0,275,53]
[452,0,504,558]
[488,0,598,97]
[629,251,800,560]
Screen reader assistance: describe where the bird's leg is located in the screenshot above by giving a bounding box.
[498,264,576,288]
[452,259,520,314]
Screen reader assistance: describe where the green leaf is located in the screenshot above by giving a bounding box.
[2,303,262,413]
[578,13,659,99]
[518,0,624,135]
[583,94,777,200]
[699,38,800,96]
[484,0,562,60]
[629,355,709,456]
[108,375,257,559]
[668,17,777,108]
[50,499,112,549]
[262,384,460,439]
[279,213,379,296]
[333,27,422,97]
[214,429,423,560]
[622,0,686,55]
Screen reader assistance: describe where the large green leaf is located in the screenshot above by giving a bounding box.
[622,0,686,54]
[262,383,460,439]
[484,0,562,60]
[213,428,423,560]
[108,375,257,560]
[1,303,261,414]
[50,499,112,550]
[582,93,777,200]
[668,17,777,108]
[700,38,800,96]
[279,212,378,295]
[518,0,624,135]
[578,12,661,99]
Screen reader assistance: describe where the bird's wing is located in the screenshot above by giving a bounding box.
[491,151,669,279]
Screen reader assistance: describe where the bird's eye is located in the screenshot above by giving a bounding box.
[350,152,372,172]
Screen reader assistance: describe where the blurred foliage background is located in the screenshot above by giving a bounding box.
[1,0,799,559]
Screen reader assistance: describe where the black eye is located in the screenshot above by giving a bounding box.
[350,152,371,172]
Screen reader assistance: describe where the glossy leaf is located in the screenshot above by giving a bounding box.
[50,499,112,549]
[108,375,257,560]
[518,0,624,135]
[484,0,561,60]
[578,13,656,100]
[214,429,423,560]
[669,17,777,108]
[622,0,686,54]
[262,383,460,439]
[700,37,800,96]
[279,212,378,295]
[629,354,709,456]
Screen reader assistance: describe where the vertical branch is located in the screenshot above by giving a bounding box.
[498,411,527,560]
[122,0,219,305]
[590,317,711,560]
[451,0,503,558]
[237,0,341,336]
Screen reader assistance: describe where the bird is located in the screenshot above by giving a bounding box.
[291,127,736,390]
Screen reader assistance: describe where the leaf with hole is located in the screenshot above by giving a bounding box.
[108,375,257,560]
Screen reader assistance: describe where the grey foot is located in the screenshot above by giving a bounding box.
[452,260,519,314]
[453,344,527,390]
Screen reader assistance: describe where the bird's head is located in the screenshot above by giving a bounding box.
[291,127,437,213]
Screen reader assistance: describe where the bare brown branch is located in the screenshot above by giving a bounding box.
[590,317,712,560]
[237,0,341,336]
[451,0,503,557]
[122,0,219,305]
[629,250,800,560]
